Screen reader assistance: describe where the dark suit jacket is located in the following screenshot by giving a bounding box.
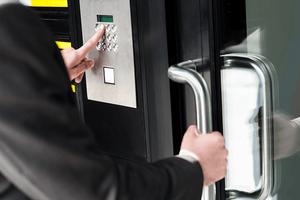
[0,3,203,200]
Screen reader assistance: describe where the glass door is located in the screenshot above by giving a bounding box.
[218,0,300,199]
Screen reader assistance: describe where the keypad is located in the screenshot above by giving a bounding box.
[96,23,118,53]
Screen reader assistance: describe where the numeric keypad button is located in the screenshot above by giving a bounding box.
[96,42,102,51]
[112,34,118,42]
[107,43,112,51]
[102,43,107,51]
[111,25,117,33]
[106,24,111,32]
[107,34,112,41]
[95,23,101,31]
[102,34,106,41]
[113,44,119,52]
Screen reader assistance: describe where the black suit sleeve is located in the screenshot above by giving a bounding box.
[0,3,203,200]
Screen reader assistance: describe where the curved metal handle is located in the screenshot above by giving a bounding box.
[222,53,280,199]
[168,60,215,200]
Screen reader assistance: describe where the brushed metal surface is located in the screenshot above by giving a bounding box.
[79,0,137,108]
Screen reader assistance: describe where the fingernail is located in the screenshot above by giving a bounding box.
[89,60,95,67]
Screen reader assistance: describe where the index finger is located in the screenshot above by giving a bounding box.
[77,24,105,59]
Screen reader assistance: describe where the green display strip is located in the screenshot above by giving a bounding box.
[97,15,113,22]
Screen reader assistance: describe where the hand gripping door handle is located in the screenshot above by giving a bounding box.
[222,53,280,199]
[168,60,216,200]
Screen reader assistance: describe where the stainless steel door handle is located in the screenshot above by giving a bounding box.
[222,53,280,199]
[168,60,215,200]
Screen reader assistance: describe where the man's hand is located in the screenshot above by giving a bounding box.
[61,24,105,83]
[180,125,228,187]
[272,112,300,160]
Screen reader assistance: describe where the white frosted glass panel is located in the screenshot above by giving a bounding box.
[222,67,262,193]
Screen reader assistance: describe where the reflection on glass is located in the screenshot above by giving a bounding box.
[272,112,300,160]
[220,0,300,199]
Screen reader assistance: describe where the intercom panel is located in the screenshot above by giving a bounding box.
[79,0,137,108]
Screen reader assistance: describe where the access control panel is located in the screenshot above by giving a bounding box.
[79,0,137,108]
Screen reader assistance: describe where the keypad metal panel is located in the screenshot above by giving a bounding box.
[79,0,137,108]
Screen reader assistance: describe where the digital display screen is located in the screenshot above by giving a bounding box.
[97,15,113,23]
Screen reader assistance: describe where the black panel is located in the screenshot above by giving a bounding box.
[135,0,174,162]
[30,7,70,42]
[211,0,247,199]
[68,0,147,163]
[165,0,202,154]
[68,0,173,163]
[218,0,247,52]
[165,0,226,199]
[82,95,147,162]
[212,0,228,199]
